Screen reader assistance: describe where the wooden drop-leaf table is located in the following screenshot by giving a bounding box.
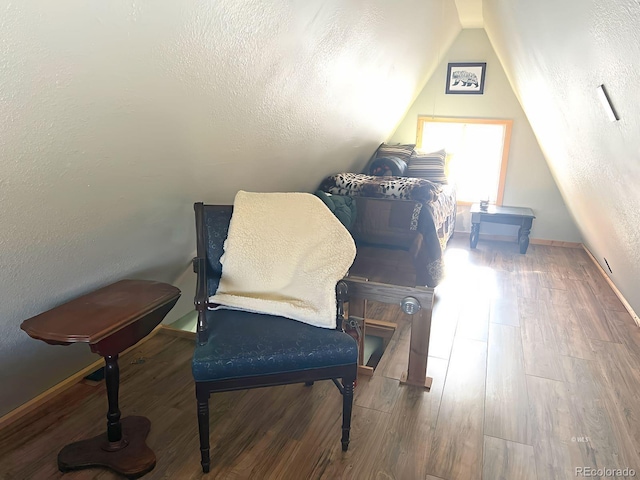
[20,279,181,479]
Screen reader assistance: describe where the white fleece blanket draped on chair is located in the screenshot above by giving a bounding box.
[210,191,356,328]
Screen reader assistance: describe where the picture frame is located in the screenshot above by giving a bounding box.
[445,62,486,95]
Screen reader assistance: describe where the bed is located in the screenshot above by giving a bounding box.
[318,172,456,287]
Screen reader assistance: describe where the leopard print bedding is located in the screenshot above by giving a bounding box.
[318,173,442,204]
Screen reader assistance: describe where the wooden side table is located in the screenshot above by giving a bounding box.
[470,204,536,254]
[20,279,181,478]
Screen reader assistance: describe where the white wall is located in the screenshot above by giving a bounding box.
[0,1,461,417]
[389,29,581,243]
[483,0,640,315]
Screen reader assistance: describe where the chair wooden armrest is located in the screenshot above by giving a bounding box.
[192,256,211,345]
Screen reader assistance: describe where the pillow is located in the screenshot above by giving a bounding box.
[407,149,448,184]
[210,191,356,329]
[362,142,416,174]
[369,156,407,177]
[375,143,415,162]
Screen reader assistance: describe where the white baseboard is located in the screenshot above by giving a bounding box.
[456,231,583,248]
[582,245,640,327]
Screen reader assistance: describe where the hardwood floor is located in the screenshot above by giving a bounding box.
[2,235,640,479]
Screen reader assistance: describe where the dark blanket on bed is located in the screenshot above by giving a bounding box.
[313,190,357,229]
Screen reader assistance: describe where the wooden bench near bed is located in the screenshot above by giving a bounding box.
[317,143,457,378]
[343,197,456,383]
[316,173,457,381]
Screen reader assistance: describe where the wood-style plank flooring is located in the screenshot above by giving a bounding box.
[2,235,640,479]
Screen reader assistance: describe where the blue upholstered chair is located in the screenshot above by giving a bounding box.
[191,203,359,473]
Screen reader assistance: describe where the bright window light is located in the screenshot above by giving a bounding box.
[417,117,512,205]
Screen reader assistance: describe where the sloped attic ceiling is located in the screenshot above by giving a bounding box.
[0,1,460,417]
[454,0,484,28]
[483,0,640,317]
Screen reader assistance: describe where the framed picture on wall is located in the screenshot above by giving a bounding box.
[445,62,486,94]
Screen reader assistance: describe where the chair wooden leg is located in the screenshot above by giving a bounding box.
[196,389,211,473]
[341,377,355,451]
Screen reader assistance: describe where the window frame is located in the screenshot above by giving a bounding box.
[415,116,513,206]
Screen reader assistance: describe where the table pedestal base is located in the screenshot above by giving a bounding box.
[58,416,155,479]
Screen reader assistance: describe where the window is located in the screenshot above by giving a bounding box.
[416,117,512,205]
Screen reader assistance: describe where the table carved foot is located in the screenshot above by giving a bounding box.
[58,416,155,479]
